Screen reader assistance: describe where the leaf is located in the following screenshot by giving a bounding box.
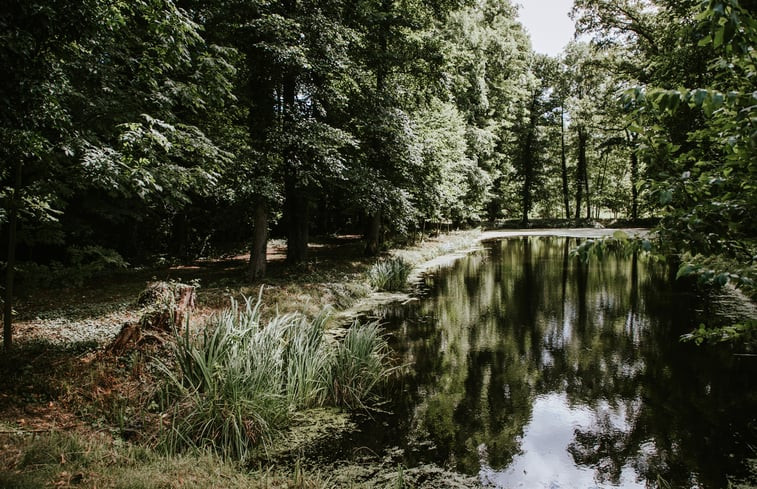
[676,264,695,279]
[713,27,724,48]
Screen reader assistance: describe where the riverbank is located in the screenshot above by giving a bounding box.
[0,228,651,488]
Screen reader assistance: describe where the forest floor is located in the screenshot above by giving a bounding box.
[0,227,646,489]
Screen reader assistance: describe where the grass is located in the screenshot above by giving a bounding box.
[329,321,394,408]
[158,293,393,460]
[0,431,334,489]
[1,230,483,487]
[367,258,413,291]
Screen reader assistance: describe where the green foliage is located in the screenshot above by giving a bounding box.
[329,321,395,409]
[571,231,655,263]
[367,257,414,291]
[675,252,757,300]
[576,0,756,344]
[159,294,392,459]
[681,320,757,345]
[14,246,128,290]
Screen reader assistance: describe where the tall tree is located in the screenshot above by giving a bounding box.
[1,0,234,349]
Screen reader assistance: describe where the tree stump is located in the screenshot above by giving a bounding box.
[108,281,196,354]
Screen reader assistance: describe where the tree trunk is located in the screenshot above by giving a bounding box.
[521,134,534,225]
[522,93,539,226]
[560,106,571,220]
[630,138,639,222]
[285,176,309,264]
[584,161,591,221]
[248,201,268,280]
[575,126,587,220]
[171,211,190,263]
[3,159,22,351]
[109,282,196,354]
[364,212,382,256]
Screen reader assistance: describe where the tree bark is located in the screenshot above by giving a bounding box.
[109,282,196,354]
[3,159,22,351]
[171,211,190,263]
[521,132,534,225]
[560,106,571,219]
[248,201,268,279]
[584,159,591,221]
[630,140,639,222]
[521,93,538,226]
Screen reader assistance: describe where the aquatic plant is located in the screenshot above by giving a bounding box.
[368,257,413,291]
[328,320,394,409]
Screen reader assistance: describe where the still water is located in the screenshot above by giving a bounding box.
[343,237,756,488]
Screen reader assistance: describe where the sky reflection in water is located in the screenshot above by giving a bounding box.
[349,237,756,488]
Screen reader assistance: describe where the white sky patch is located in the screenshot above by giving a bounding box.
[517,0,576,56]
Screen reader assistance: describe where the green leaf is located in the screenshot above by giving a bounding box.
[676,264,695,279]
[713,27,724,48]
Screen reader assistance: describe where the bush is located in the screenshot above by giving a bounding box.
[367,257,413,291]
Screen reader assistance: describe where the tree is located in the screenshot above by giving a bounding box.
[442,0,531,222]
[574,0,757,325]
[1,0,234,349]
[346,0,467,255]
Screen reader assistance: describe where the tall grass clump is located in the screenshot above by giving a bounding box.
[159,294,392,460]
[328,321,394,408]
[368,257,413,291]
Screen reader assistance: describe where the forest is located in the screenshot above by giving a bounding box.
[2,0,756,340]
[0,0,756,487]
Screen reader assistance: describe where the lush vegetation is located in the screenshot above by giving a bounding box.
[1,0,753,348]
[0,0,755,484]
[160,296,392,459]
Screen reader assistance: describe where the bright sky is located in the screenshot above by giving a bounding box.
[517,0,576,56]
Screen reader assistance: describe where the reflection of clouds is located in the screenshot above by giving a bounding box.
[479,394,644,489]
[372,237,749,488]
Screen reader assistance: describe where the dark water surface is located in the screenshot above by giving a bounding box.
[338,237,757,488]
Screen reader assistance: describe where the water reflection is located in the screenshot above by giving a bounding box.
[352,237,756,488]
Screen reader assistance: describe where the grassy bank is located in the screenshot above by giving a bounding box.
[0,431,334,489]
[0,230,484,488]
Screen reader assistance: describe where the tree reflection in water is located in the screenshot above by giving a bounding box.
[348,237,756,488]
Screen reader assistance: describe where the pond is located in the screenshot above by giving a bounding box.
[331,236,757,488]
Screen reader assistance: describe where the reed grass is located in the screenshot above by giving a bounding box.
[367,257,413,291]
[158,293,392,459]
